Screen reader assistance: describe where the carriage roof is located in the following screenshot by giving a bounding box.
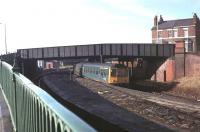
[77,63,126,68]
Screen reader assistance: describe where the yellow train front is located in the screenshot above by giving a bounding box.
[75,63,129,84]
[108,66,129,84]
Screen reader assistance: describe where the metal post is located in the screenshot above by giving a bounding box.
[38,79,41,87]
[5,24,7,54]
[100,54,102,63]
[13,73,18,132]
[69,70,72,80]
[0,23,2,55]
[0,23,7,54]
[157,16,159,43]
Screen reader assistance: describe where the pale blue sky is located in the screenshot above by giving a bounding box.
[0,0,199,54]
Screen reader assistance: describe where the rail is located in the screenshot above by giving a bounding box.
[0,61,96,132]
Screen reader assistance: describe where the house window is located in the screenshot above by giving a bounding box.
[185,39,193,52]
[158,31,162,38]
[168,30,173,37]
[173,30,178,37]
[188,43,193,52]
[48,64,51,69]
[183,28,188,37]
[188,41,193,52]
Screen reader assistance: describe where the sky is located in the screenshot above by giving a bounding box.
[0,0,199,54]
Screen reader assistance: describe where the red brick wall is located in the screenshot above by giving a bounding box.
[152,26,196,40]
[175,41,184,48]
[178,27,184,37]
[189,26,195,36]
[174,54,185,78]
[153,53,200,82]
[152,58,175,82]
[152,30,157,39]
[45,62,54,69]
[166,59,175,81]
[196,22,200,51]
[185,54,200,76]
[162,30,168,38]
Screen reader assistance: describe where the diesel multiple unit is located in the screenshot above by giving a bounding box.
[74,63,129,84]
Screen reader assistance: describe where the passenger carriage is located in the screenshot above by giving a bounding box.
[74,63,129,84]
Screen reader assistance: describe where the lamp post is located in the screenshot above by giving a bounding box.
[0,23,7,54]
[5,24,7,54]
[157,16,159,43]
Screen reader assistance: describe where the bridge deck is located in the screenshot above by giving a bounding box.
[18,43,175,60]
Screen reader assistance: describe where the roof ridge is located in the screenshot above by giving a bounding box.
[153,17,194,30]
[165,18,193,22]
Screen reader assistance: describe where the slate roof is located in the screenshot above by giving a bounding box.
[152,18,193,30]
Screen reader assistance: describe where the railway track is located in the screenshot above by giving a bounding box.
[75,76,200,131]
[38,71,200,131]
[40,73,175,132]
[39,73,126,132]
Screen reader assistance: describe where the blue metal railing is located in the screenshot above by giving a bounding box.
[0,61,96,132]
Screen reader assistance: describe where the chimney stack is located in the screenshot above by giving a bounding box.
[193,13,199,25]
[159,15,164,24]
[154,15,158,26]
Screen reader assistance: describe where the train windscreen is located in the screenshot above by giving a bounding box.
[111,68,128,77]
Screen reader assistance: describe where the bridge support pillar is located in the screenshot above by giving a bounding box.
[23,60,38,80]
[131,61,134,77]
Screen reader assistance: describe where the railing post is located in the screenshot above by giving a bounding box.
[1,61,96,132]
[0,61,3,90]
[12,73,18,132]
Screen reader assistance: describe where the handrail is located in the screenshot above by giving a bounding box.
[0,61,96,132]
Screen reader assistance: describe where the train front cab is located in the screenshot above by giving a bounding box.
[74,63,83,76]
[108,67,129,84]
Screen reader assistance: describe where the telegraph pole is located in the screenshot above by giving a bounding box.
[0,23,7,54]
[157,16,159,43]
[5,23,7,54]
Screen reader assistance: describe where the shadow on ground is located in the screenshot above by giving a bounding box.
[127,80,179,92]
[39,73,175,132]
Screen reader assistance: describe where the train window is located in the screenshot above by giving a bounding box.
[105,69,108,76]
[93,67,95,74]
[102,71,105,77]
[86,67,88,72]
[100,69,104,76]
[89,67,91,73]
[111,69,117,77]
[92,67,94,74]
[96,68,98,74]
[117,69,129,77]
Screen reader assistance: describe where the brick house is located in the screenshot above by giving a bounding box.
[151,14,200,82]
[151,13,200,52]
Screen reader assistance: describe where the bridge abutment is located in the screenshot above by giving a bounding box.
[23,60,38,80]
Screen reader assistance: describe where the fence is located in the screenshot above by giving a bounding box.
[0,61,96,132]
